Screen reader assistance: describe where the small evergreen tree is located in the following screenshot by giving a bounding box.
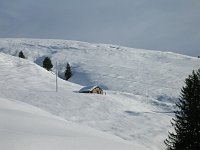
[64,63,72,80]
[165,69,200,150]
[18,51,25,58]
[43,57,53,71]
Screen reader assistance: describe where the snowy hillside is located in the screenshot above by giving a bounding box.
[0,97,137,150]
[0,38,199,98]
[0,38,199,149]
[0,52,172,150]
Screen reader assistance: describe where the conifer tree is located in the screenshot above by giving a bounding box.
[165,69,200,150]
[43,57,53,71]
[18,51,25,59]
[64,63,72,80]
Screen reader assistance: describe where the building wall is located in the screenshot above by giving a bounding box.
[92,87,103,94]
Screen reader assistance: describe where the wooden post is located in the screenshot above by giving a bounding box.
[56,62,58,92]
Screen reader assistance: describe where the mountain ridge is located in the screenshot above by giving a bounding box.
[0,37,198,58]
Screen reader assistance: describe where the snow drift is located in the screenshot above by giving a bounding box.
[0,97,138,150]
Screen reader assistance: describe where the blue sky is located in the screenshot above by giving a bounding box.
[0,0,199,56]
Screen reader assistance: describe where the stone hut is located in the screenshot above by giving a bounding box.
[79,85,103,94]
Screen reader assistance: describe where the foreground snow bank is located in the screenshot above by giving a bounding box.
[0,97,141,150]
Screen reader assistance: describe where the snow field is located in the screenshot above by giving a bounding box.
[0,53,171,149]
[0,38,199,149]
[0,97,139,150]
[0,38,199,98]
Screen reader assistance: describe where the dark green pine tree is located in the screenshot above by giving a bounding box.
[43,57,53,71]
[18,51,25,59]
[65,63,72,80]
[165,69,200,150]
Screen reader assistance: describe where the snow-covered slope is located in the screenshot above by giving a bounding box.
[0,38,199,149]
[0,52,171,150]
[0,97,137,150]
[0,38,199,98]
